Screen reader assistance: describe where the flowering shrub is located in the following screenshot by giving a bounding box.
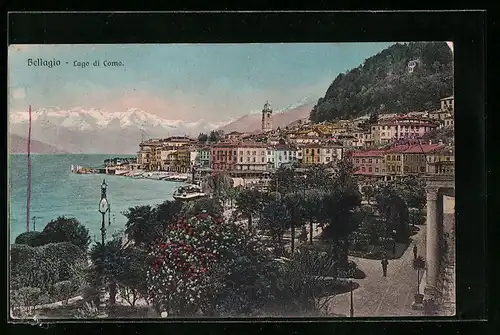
[146,212,247,316]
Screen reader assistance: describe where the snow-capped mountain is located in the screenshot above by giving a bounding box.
[8,107,234,154]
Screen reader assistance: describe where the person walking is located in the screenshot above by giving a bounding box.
[381,258,389,277]
[413,244,418,259]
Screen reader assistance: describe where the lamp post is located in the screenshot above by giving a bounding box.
[350,280,354,317]
[97,179,110,317]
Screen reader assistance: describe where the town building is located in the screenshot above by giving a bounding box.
[440,95,454,112]
[426,146,454,175]
[302,144,322,165]
[195,147,211,168]
[319,143,343,164]
[162,136,196,147]
[137,139,163,170]
[371,116,439,145]
[211,143,238,171]
[236,142,268,171]
[225,131,244,142]
[272,143,298,169]
[443,116,454,127]
[384,143,446,180]
[261,101,273,133]
[352,149,387,178]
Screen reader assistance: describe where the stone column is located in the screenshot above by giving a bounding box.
[424,186,440,300]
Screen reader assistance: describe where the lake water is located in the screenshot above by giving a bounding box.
[8,154,181,243]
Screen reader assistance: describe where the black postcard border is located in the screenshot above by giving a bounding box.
[4,10,488,334]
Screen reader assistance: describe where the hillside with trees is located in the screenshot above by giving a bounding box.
[309,42,453,122]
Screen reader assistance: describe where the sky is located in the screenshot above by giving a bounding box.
[9,42,403,122]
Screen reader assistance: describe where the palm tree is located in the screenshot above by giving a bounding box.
[235,189,262,232]
[413,255,426,295]
[283,192,304,254]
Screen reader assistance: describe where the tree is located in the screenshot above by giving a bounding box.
[413,256,426,295]
[37,216,91,252]
[89,237,125,306]
[40,242,87,283]
[123,205,159,247]
[208,130,224,143]
[235,189,263,232]
[205,172,233,206]
[197,133,208,142]
[274,246,338,316]
[301,189,323,245]
[282,192,305,254]
[156,200,184,228]
[116,246,148,306]
[304,165,334,191]
[375,185,410,244]
[259,199,290,256]
[268,166,299,195]
[320,188,362,264]
[14,231,42,247]
[187,197,224,218]
[146,213,249,316]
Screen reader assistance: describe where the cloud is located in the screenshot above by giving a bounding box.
[11,87,26,100]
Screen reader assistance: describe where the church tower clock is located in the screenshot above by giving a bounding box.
[261,101,273,133]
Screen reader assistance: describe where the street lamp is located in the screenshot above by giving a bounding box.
[97,179,110,317]
[350,280,354,317]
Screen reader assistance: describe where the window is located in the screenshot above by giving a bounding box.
[253,151,256,155]
[253,157,256,162]
[267,151,271,155]
[306,149,309,154]
[246,151,250,155]
[326,149,330,153]
[234,151,237,155]
[261,151,265,155]
[420,166,425,172]
[246,157,250,162]
[356,159,359,163]
[261,157,265,162]
[368,167,372,172]
[369,159,372,163]
[239,157,243,162]
[362,167,366,172]
[362,159,365,163]
[382,133,385,137]
[326,157,331,162]
[397,156,401,161]
[375,168,379,172]
[375,159,378,164]
[240,151,243,156]
[397,166,401,172]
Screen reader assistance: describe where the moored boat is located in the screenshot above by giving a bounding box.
[172,184,207,201]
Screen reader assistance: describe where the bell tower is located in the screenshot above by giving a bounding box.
[261,101,273,133]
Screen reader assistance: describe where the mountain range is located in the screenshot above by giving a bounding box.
[9,134,67,154]
[8,97,317,154]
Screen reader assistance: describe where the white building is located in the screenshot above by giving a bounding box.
[273,144,298,169]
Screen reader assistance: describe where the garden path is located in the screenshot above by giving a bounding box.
[326,226,427,317]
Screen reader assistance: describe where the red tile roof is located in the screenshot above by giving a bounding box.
[352,150,386,157]
[385,144,445,154]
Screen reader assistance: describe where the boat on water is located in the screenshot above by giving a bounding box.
[115,169,129,176]
[172,184,207,201]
